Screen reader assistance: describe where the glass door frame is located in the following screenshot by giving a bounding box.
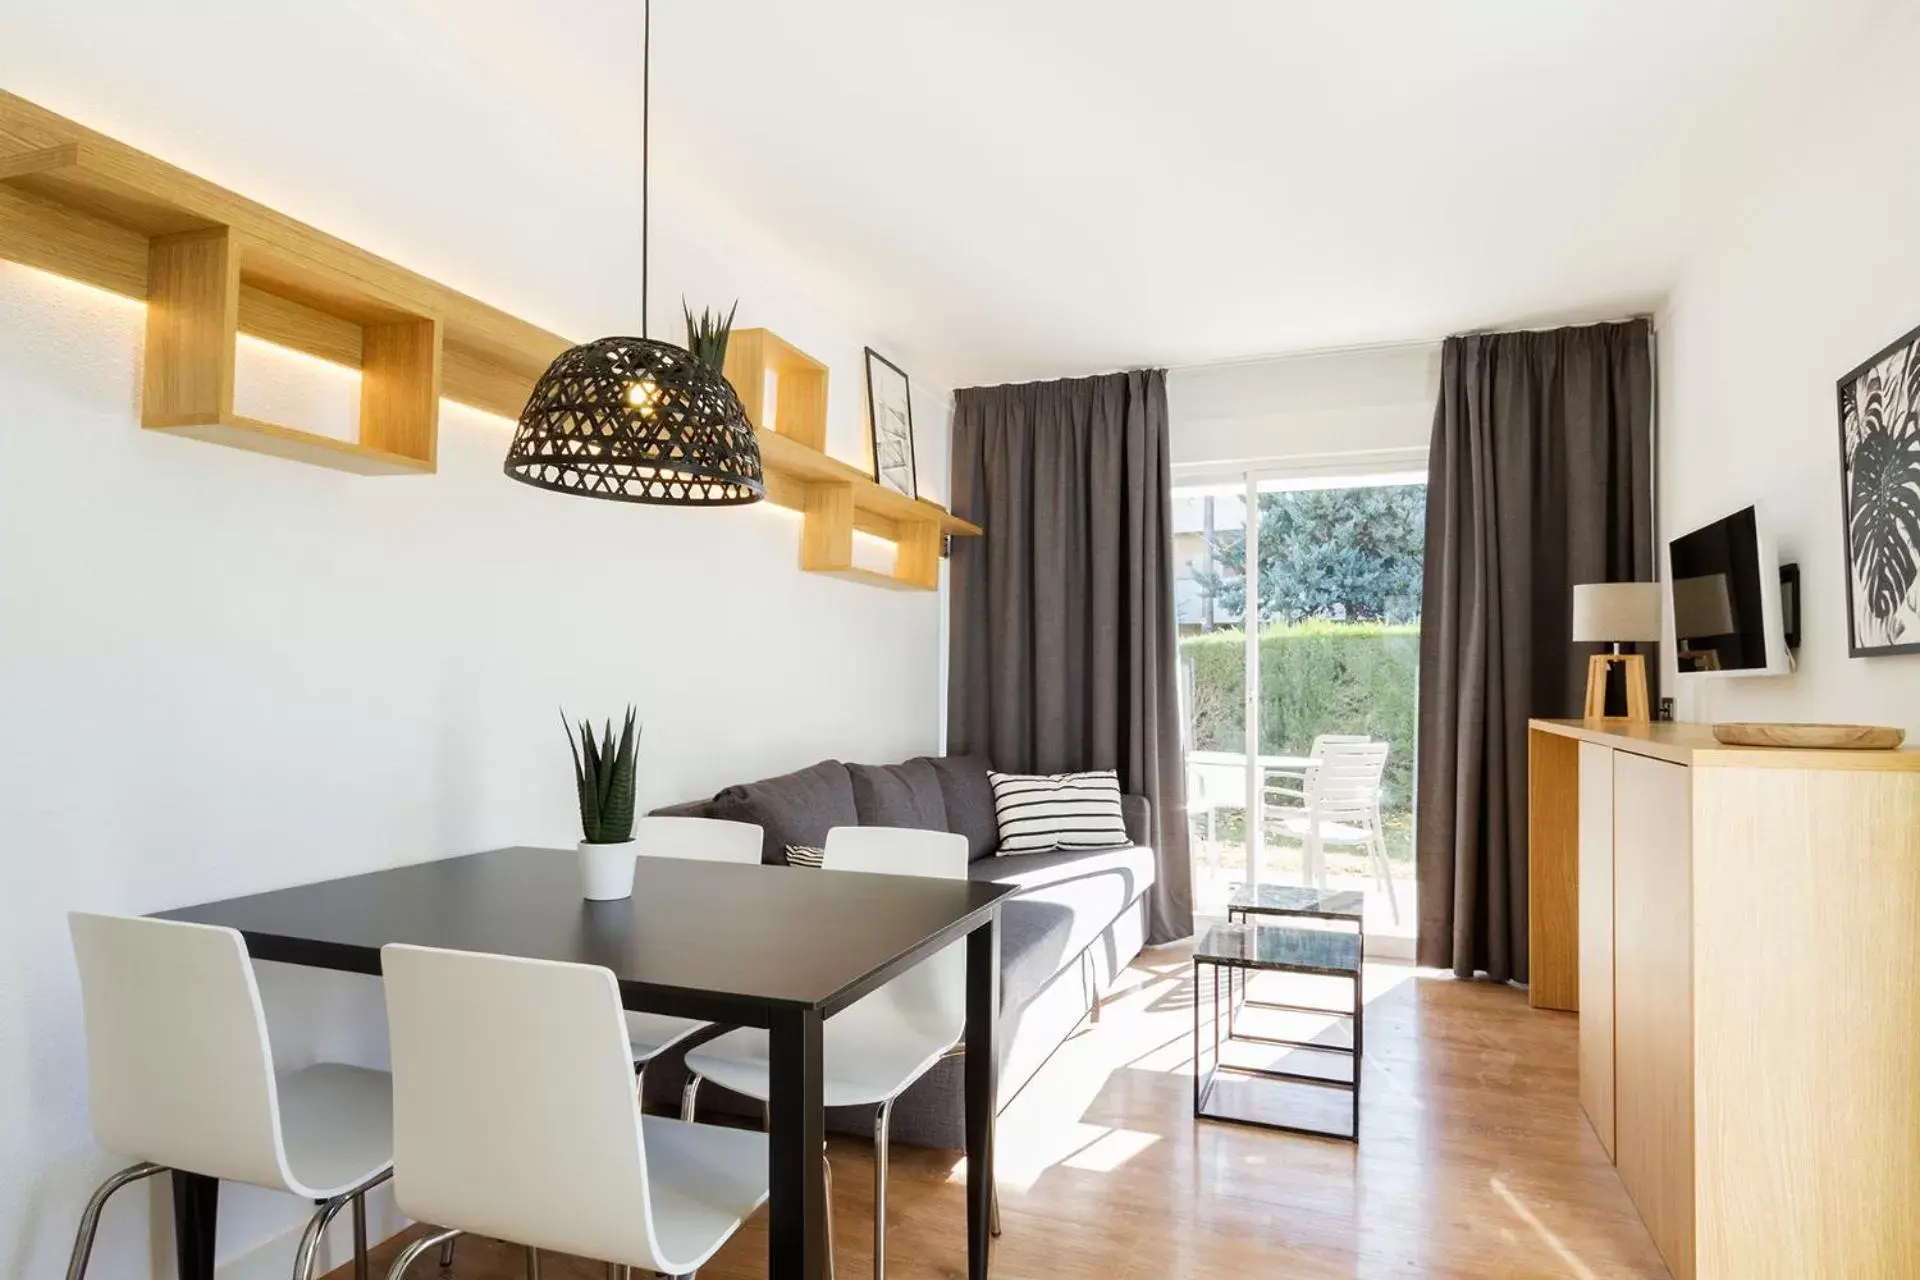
[1175,450,1427,941]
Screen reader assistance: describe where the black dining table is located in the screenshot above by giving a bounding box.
[158,846,1011,1280]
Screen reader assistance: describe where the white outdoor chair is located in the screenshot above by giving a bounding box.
[1261,734,1372,802]
[1186,756,1248,850]
[1268,740,1397,921]
[65,912,394,1280]
[379,943,769,1280]
[624,817,763,1077]
[680,825,978,1280]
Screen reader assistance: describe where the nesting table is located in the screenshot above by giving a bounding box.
[1193,884,1365,1141]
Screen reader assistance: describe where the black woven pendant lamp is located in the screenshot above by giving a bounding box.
[504,0,763,505]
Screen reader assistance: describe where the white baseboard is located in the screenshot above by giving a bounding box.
[213,1184,406,1280]
[1364,933,1414,961]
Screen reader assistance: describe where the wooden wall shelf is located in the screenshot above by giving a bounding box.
[725,328,828,452]
[0,91,978,587]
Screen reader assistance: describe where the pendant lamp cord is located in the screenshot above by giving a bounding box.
[641,0,651,340]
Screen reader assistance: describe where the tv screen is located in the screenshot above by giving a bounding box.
[1668,505,1782,674]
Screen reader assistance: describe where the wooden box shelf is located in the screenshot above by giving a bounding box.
[1,142,440,474]
[754,428,977,591]
[0,90,979,586]
[725,328,828,452]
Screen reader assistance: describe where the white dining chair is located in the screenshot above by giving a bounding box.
[64,912,394,1280]
[680,825,978,1280]
[623,817,764,1078]
[379,943,770,1280]
[1269,740,1397,920]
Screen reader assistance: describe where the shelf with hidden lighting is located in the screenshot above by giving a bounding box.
[754,426,980,592]
[0,90,979,588]
[727,328,829,451]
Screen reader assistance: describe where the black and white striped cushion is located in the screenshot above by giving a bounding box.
[784,844,825,868]
[988,770,1129,854]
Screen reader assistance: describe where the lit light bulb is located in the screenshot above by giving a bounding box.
[626,377,662,416]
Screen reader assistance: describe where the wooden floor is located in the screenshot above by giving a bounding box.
[338,943,1669,1279]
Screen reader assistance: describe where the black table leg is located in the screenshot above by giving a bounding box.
[172,1171,217,1280]
[965,911,1001,1280]
[768,1006,827,1280]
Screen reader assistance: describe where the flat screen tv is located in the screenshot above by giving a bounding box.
[1667,505,1790,677]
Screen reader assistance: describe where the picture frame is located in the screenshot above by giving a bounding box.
[863,347,918,499]
[1836,319,1920,657]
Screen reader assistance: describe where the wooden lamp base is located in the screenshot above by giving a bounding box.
[1584,652,1650,721]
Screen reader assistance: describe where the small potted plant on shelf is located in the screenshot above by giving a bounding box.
[564,706,641,901]
[683,299,738,372]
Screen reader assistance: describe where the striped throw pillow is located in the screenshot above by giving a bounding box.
[988,770,1129,854]
[785,844,825,868]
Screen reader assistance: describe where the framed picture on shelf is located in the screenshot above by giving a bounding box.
[864,347,918,499]
[1836,320,1920,657]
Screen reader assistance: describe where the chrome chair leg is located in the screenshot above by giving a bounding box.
[65,1161,165,1280]
[604,1263,630,1279]
[438,1236,457,1269]
[680,1074,702,1122]
[293,1196,350,1280]
[352,1191,369,1280]
[383,1227,460,1280]
[934,1043,1003,1238]
[822,1150,837,1280]
[525,1244,541,1279]
[874,1100,895,1280]
[294,1168,392,1280]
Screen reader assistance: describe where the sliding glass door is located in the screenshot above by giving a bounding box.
[1173,470,1424,947]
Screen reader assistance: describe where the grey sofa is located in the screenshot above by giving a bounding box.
[643,754,1155,1149]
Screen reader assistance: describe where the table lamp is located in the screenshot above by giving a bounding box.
[1573,582,1662,720]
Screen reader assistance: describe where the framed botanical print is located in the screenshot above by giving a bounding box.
[1837,321,1920,656]
[863,347,917,499]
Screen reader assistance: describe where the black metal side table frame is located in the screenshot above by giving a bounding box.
[1192,921,1362,1142]
[1223,885,1363,1039]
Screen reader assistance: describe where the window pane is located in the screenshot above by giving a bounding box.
[1251,479,1424,941]
[1173,486,1247,916]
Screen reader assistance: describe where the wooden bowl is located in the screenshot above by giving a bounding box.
[1711,722,1906,750]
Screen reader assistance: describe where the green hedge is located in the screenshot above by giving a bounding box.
[1180,622,1419,812]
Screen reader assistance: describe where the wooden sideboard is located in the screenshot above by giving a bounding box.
[1527,718,1920,1280]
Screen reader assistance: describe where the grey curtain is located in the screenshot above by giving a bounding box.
[1417,320,1654,981]
[948,370,1194,943]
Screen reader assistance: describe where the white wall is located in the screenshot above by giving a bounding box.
[1657,6,1920,734]
[1166,343,1439,477]
[0,6,952,1277]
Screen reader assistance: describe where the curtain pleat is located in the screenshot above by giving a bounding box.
[1417,320,1654,980]
[948,370,1195,943]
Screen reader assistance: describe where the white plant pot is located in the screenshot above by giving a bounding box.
[577,839,637,901]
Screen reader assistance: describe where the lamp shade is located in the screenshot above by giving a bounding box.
[1572,582,1662,643]
[504,336,764,505]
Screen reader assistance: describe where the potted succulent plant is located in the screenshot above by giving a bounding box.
[683,299,738,372]
[563,707,641,901]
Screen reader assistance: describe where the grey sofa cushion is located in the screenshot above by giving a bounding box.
[971,844,1157,977]
[648,797,714,820]
[846,760,947,830]
[1120,793,1150,848]
[913,754,999,860]
[995,898,1078,1015]
[709,760,857,865]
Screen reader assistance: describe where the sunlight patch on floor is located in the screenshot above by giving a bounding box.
[973,949,1428,1195]
[1491,1175,1601,1280]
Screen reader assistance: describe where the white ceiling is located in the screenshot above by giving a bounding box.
[415,0,1891,387]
